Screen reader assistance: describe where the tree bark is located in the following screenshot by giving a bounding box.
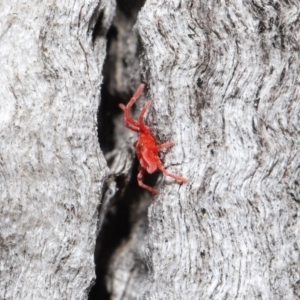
[0,1,114,299]
[2,0,300,299]
[106,0,300,299]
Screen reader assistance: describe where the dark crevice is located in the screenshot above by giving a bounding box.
[97,73,120,155]
[117,0,146,17]
[89,0,147,299]
[88,178,133,300]
[97,21,121,155]
[89,157,153,299]
[88,4,107,48]
[92,10,105,44]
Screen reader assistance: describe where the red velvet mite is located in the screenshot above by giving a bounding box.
[119,84,187,195]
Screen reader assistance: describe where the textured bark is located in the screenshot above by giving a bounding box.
[106,0,300,299]
[2,0,300,299]
[0,1,114,299]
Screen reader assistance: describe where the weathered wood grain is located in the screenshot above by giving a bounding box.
[0,1,115,299]
[107,0,300,299]
[2,0,300,299]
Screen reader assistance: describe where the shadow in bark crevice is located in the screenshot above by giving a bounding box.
[88,174,134,300]
[89,0,148,299]
[89,157,155,299]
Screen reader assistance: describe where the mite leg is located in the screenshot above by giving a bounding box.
[119,103,139,132]
[139,100,152,124]
[156,142,174,150]
[122,84,145,128]
[157,160,187,183]
[138,100,153,133]
[137,167,158,195]
[127,84,145,108]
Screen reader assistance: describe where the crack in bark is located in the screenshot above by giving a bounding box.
[89,1,147,299]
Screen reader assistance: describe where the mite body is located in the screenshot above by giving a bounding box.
[119,84,187,195]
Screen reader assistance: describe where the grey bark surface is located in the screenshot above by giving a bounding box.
[106,0,300,299]
[1,0,300,299]
[0,1,115,299]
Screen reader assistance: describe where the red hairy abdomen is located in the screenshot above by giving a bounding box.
[136,134,158,173]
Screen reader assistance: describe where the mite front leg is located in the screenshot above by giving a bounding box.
[119,103,139,132]
[138,100,152,131]
[137,167,158,195]
[124,84,145,127]
[118,84,145,131]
